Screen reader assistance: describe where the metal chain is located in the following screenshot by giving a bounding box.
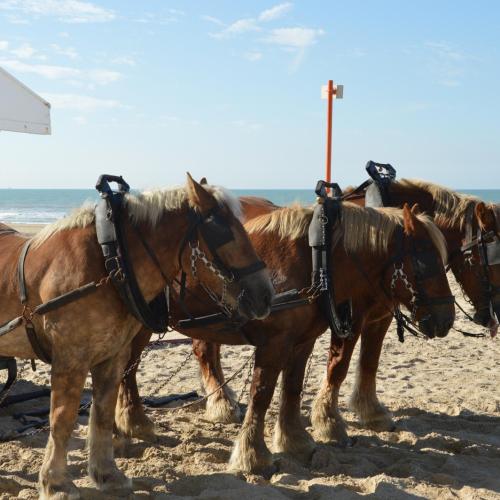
[0,364,22,409]
[150,349,193,398]
[300,353,314,411]
[390,262,418,320]
[153,350,255,413]
[237,351,255,405]
[190,243,235,316]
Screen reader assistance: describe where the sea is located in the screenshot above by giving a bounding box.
[0,188,499,225]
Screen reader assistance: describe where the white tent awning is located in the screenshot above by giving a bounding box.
[0,66,51,135]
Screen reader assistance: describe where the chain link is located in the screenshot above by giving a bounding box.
[390,263,418,321]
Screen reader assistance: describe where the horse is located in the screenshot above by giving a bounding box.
[0,174,274,499]
[310,179,500,444]
[116,200,454,474]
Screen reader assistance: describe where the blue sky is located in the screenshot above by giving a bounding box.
[0,0,499,189]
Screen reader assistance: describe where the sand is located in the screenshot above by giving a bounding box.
[0,224,498,499]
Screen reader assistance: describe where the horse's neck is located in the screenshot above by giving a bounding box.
[331,242,389,305]
[250,231,311,292]
[389,185,463,247]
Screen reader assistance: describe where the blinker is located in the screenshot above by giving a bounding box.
[199,213,235,250]
[411,240,442,281]
[485,237,500,266]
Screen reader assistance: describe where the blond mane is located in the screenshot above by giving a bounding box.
[395,179,480,229]
[246,202,447,263]
[32,184,241,247]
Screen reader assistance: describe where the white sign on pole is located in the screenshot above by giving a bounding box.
[0,66,51,135]
[321,83,344,100]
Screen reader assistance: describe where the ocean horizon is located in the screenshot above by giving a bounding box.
[1,188,499,225]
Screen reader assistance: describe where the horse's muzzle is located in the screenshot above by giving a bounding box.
[237,272,275,320]
[418,309,455,338]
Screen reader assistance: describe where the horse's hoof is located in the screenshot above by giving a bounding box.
[89,465,132,492]
[363,414,396,432]
[255,461,279,480]
[205,396,242,424]
[39,480,80,500]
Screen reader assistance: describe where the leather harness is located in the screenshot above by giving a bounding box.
[1,174,269,363]
[308,181,353,339]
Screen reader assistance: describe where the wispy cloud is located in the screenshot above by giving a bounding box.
[204,4,323,70]
[258,2,292,22]
[0,58,122,85]
[50,43,78,59]
[210,18,260,39]
[134,9,184,25]
[0,40,9,50]
[264,27,324,70]
[201,14,224,26]
[265,27,324,48]
[10,42,37,59]
[0,59,80,79]
[0,0,115,23]
[207,3,293,39]
[43,92,123,111]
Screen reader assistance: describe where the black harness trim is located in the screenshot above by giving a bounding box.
[95,176,170,333]
[308,181,353,339]
[17,240,52,364]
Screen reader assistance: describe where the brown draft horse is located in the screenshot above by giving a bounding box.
[310,179,500,444]
[117,201,454,474]
[0,175,274,499]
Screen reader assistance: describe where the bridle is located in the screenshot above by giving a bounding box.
[447,203,500,327]
[384,228,454,341]
[176,207,267,319]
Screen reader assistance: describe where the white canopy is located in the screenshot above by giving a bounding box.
[0,66,51,135]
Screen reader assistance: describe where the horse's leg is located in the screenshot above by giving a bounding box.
[273,338,316,461]
[115,327,156,441]
[39,364,88,500]
[88,347,131,491]
[349,315,395,431]
[229,341,289,475]
[310,330,360,445]
[193,339,241,423]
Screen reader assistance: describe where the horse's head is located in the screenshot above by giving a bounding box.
[184,174,274,320]
[388,203,455,338]
[451,202,500,333]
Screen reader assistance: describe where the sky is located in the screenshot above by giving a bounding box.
[0,0,499,189]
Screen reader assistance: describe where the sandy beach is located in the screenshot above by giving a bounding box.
[0,223,498,499]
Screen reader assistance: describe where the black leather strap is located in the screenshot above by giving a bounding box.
[95,191,169,332]
[16,240,52,364]
[17,240,31,305]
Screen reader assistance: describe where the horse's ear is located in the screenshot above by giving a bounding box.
[475,202,496,231]
[403,203,416,235]
[411,203,421,215]
[200,177,208,185]
[186,172,217,214]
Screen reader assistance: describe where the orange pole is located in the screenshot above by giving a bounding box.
[325,80,334,192]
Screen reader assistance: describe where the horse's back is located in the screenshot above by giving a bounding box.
[239,196,279,222]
